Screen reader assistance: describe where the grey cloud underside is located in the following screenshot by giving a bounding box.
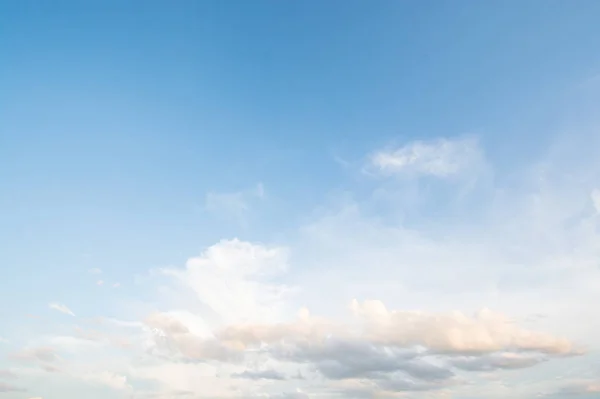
[450,352,547,371]
[0,381,25,392]
[273,338,453,381]
[231,369,286,380]
[10,346,59,363]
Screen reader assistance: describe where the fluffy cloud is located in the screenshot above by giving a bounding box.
[160,239,291,326]
[123,286,576,397]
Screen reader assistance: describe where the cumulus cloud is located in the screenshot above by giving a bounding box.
[160,239,291,326]
[122,286,575,397]
[368,136,483,178]
[48,303,75,317]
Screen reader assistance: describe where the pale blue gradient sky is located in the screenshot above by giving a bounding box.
[2,1,600,398]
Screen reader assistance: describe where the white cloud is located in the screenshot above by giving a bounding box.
[160,238,291,326]
[88,268,102,274]
[82,371,131,391]
[97,280,104,286]
[349,300,575,355]
[590,189,600,214]
[368,136,483,178]
[204,183,265,223]
[48,303,75,317]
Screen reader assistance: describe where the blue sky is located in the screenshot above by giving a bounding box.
[2,1,600,398]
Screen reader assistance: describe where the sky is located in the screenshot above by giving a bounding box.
[2,1,600,398]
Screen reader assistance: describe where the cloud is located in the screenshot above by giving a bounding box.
[591,189,600,214]
[335,374,459,397]
[232,369,287,380]
[367,136,483,178]
[82,371,131,391]
[450,352,546,371]
[350,300,575,355]
[160,238,291,325]
[88,268,102,274]
[0,370,16,379]
[204,183,265,223]
[9,347,59,363]
[0,381,25,392]
[272,392,309,399]
[121,282,574,397]
[48,303,75,317]
[97,280,104,286]
[0,336,8,343]
[546,380,600,397]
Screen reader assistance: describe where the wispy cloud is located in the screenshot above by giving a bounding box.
[88,268,102,274]
[204,183,265,224]
[367,136,483,178]
[48,303,75,317]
